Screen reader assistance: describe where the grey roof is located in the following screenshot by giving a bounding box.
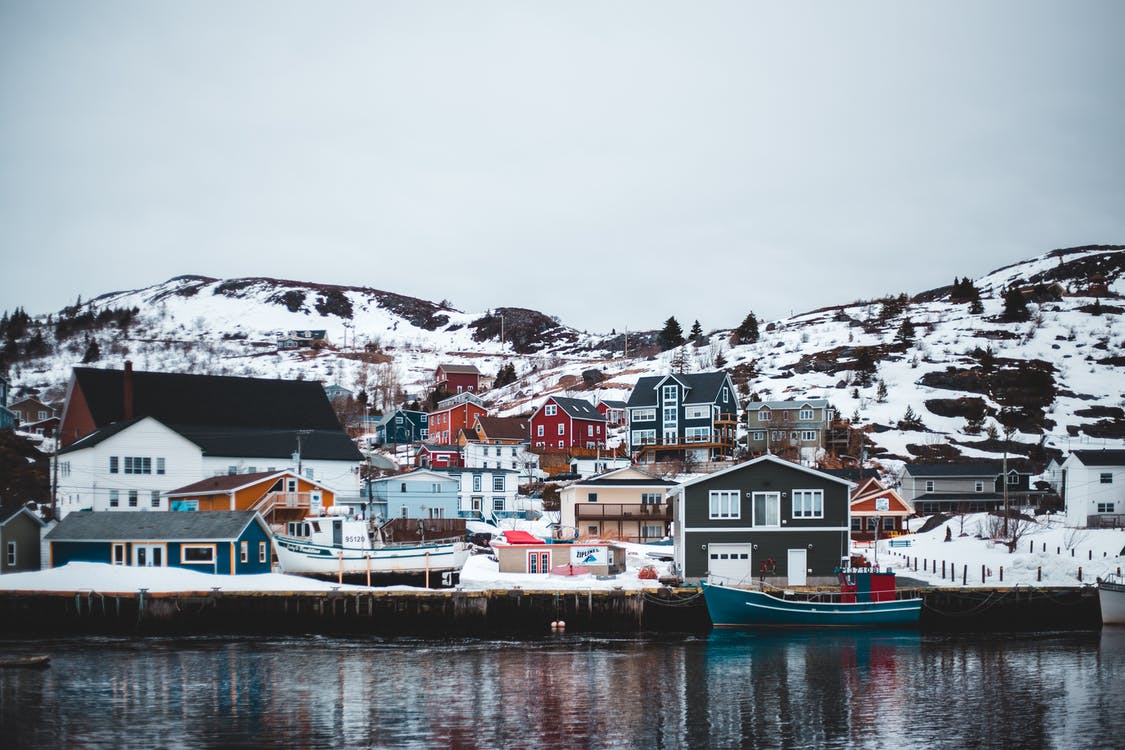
[745,399,830,411]
[626,372,733,408]
[550,397,606,421]
[903,463,1013,478]
[1071,450,1125,467]
[437,364,482,375]
[911,492,1005,502]
[46,510,263,542]
[598,400,628,409]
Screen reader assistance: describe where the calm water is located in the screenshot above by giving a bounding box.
[1,630,1122,749]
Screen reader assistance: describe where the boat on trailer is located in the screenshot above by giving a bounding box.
[1098,573,1125,625]
[704,568,923,628]
[273,514,471,584]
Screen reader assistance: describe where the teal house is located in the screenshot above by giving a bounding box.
[45,510,273,575]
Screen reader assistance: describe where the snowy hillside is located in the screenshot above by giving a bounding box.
[2,246,1122,471]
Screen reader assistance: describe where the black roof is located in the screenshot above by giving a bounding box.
[46,510,263,542]
[821,468,881,481]
[1072,449,1125,467]
[550,397,606,421]
[569,478,677,487]
[0,505,45,527]
[626,372,732,408]
[72,366,343,431]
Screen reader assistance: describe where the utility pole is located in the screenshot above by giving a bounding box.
[295,429,312,476]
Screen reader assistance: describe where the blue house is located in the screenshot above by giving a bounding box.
[0,373,14,430]
[374,409,429,445]
[366,468,460,521]
[45,510,273,575]
[625,371,739,465]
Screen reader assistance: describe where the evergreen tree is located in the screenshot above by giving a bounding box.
[732,312,759,345]
[81,337,101,364]
[969,296,984,315]
[897,406,925,431]
[714,351,727,368]
[658,316,685,351]
[1001,286,1029,322]
[979,345,996,374]
[853,347,877,386]
[897,317,915,343]
[690,320,704,345]
[876,379,888,403]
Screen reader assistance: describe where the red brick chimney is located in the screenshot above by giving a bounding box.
[123,360,134,420]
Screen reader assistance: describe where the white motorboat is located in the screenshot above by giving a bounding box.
[1098,573,1125,626]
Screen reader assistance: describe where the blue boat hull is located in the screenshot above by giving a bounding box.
[704,583,922,628]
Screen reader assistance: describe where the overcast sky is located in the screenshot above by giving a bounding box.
[1,2,1123,333]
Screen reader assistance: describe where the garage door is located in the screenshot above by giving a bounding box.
[707,543,753,585]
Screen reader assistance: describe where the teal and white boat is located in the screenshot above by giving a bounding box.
[704,569,922,628]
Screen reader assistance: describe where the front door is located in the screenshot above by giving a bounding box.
[133,544,164,567]
[787,548,808,586]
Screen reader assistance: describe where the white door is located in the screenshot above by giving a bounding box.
[787,548,808,586]
[133,544,164,567]
[707,543,752,585]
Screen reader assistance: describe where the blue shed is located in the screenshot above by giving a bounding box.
[45,510,273,575]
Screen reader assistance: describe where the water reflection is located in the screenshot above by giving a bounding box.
[0,630,1121,749]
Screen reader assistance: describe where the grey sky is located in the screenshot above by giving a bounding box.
[2,2,1123,333]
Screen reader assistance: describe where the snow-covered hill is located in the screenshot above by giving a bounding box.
[3,245,1122,470]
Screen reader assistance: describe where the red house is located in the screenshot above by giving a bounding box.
[596,399,628,427]
[428,392,488,445]
[435,364,483,394]
[530,396,606,450]
[415,444,463,469]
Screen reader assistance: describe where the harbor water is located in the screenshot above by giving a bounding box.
[1,629,1123,749]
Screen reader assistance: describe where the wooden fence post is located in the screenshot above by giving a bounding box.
[999,566,1003,583]
[1037,566,1041,582]
[1078,566,1083,582]
[981,564,986,584]
[962,565,967,586]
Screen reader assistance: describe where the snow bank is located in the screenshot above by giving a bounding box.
[861,513,1125,588]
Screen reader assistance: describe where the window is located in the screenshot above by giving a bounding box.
[109,490,119,508]
[1101,473,1114,484]
[128,490,138,508]
[151,491,160,508]
[867,517,879,530]
[792,489,824,519]
[641,492,663,505]
[685,405,709,420]
[708,490,739,519]
[181,545,215,564]
[685,427,711,443]
[1097,502,1115,513]
[801,431,816,441]
[38,410,47,420]
[228,466,238,475]
[662,406,677,425]
[537,425,544,437]
[1007,473,1018,486]
[557,424,565,435]
[851,517,862,530]
[587,492,598,503]
[752,492,780,527]
[662,385,678,403]
[799,408,814,420]
[751,431,764,441]
[156,458,165,475]
[631,408,656,422]
[722,387,729,403]
[925,480,935,493]
[632,430,656,446]
[6,541,15,566]
[304,468,314,479]
[545,404,557,416]
[493,475,504,492]
[975,481,984,492]
[883,517,895,530]
[493,497,505,511]
[240,541,249,564]
[642,524,664,539]
[112,543,126,565]
[109,456,119,474]
[758,410,771,422]
[587,424,594,436]
[259,542,268,563]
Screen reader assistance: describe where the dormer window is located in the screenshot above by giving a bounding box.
[759,409,771,422]
[799,408,813,420]
[1007,472,1019,486]
[662,385,678,403]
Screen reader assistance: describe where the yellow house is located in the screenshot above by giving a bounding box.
[559,466,677,543]
[164,470,336,529]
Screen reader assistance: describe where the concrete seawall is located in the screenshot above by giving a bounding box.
[0,585,1102,636]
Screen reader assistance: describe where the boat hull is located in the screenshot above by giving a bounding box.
[704,583,922,628]
[1099,579,1125,626]
[274,536,471,577]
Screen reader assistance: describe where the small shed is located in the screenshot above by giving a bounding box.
[492,531,626,576]
[0,506,46,574]
[45,510,273,575]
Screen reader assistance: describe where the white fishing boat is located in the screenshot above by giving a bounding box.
[1098,573,1125,626]
[273,513,471,583]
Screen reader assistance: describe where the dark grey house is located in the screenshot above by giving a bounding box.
[625,371,738,465]
[671,454,854,586]
[0,506,46,574]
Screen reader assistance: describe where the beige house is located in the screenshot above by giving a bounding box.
[559,466,677,543]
